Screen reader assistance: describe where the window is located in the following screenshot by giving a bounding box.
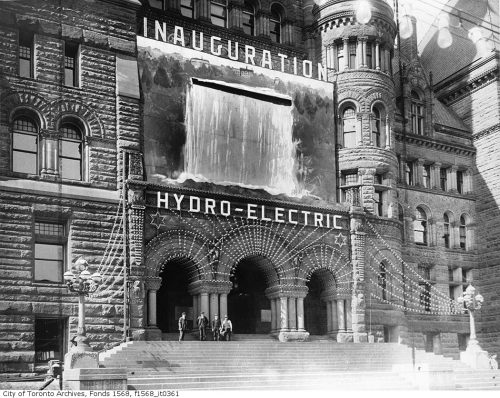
[440,167,448,191]
[242,2,255,36]
[414,207,428,245]
[419,283,431,311]
[411,91,424,135]
[180,0,194,18]
[342,106,357,148]
[374,190,384,216]
[405,161,414,185]
[423,165,431,188]
[336,42,344,71]
[349,42,357,69]
[149,0,164,9]
[371,107,381,147]
[211,0,228,27]
[19,31,34,78]
[35,318,66,364]
[64,42,79,87]
[457,170,464,193]
[341,172,358,202]
[443,213,450,248]
[270,4,283,43]
[459,215,467,250]
[59,122,83,180]
[366,43,373,69]
[12,116,38,174]
[378,263,388,300]
[34,221,66,283]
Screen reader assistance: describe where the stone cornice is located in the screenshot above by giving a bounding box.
[472,123,500,142]
[395,132,476,157]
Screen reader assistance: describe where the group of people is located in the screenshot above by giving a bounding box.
[178,312,233,341]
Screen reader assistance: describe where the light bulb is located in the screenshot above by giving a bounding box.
[468,27,483,44]
[437,27,453,48]
[399,15,413,39]
[356,0,372,24]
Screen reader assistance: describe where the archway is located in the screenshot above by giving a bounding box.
[304,269,334,335]
[227,255,276,334]
[157,257,196,333]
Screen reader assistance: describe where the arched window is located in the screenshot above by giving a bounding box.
[270,4,284,43]
[414,207,428,245]
[459,215,467,250]
[12,115,39,174]
[443,213,450,248]
[242,1,255,36]
[411,91,424,135]
[398,204,405,242]
[59,121,83,181]
[341,106,357,148]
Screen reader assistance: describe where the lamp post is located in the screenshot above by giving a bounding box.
[64,257,102,353]
[456,284,490,368]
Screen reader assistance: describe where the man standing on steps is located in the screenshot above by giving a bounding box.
[211,314,222,341]
[221,315,233,341]
[178,312,187,342]
[197,311,209,341]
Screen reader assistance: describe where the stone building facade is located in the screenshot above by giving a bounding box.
[0,0,498,375]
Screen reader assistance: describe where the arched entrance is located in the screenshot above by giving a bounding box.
[157,257,195,333]
[227,255,275,334]
[304,269,335,336]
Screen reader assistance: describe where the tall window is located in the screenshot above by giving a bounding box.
[443,213,450,248]
[411,91,424,135]
[211,0,228,27]
[180,0,194,18]
[19,32,34,78]
[440,167,448,191]
[457,170,464,193]
[366,43,373,69]
[149,0,164,9]
[64,42,79,87]
[341,171,359,202]
[414,207,428,245]
[405,161,414,185]
[419,283,431,312]
[349,42,357,69]
[379,263,388,300]
[34,221,66,283]
[371,107,381,147]
[35,318,66,364]
[336,42,344,71]
[12,116,38,174]
[459,215,467,250]
[270,4,283,43]
[342,106,357,148]
[242,2,255,36]
[59,122,83,180]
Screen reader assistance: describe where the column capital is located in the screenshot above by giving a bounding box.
[144,276,162,291]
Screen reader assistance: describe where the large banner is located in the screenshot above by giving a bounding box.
[138,36,336,200]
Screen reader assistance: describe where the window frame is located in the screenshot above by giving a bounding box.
[410,91,425,135]
[443,213,450,248]
[180,0,194,18]
[64,42,80,88]
[270,4,283,44]
[19,31,34,79]
[210,0,228,28]
[459,215,467,250]
[12,115,39,175]
[242,2,255,36]
[34,220,68,284]
[341,105,357,148]
[440,167,448,191]
[414,207,428,246]
[59,121,84,181]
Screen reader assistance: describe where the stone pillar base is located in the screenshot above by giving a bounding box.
[63,368,127,390]
[353,332,368,343]
[277,331,310,342]
[460,345,491,369]
[144,326,162,341]
[64,351,99,369]
[336,333,353,343]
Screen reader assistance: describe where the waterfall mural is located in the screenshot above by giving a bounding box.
[139,37,337,201]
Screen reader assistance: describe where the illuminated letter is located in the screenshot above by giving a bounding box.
[303,60,312,78]
[288,209,298,225]
[192,30,203,51]
[228,40,239,60]
[261,206,271,222]
[245,45,256,65]
[326,214,331,229]
[221,201,231,217]
[173,194,184,210]
[155,20,167,42]
[157,192,168,208]
[293,57,298,75]
[302,210,311,225]
[261,50,273,69]
[275,208,285,223]
[318,62,327,81]
[211,36,222,56]
[247,204,257,220]
[143,17,148,38]
[278,53,287,72]
[314,213,324,227]
[173,26,185,46]
[205,198,216,215]
[189,196,201,212]
[333,215,342,230]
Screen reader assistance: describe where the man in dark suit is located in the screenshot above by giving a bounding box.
[197,311,209,341]
[211,314,222,341]
[178,312,187,342]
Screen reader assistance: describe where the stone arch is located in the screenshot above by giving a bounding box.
[144,229,212,281]
[51,99,104,138]
[216,224,293,285]
[1,91,50,129]
[337,88,365,107]
[298,244,352,296]
[365,90,395,117]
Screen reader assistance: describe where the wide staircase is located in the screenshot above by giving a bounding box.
[99,336,500,390]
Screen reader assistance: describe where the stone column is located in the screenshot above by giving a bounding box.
[200,292,209,316]
[280,296,288,331]
[356,114,363,146]
[432,162,441,189]
[346,299,353,332]
[219,293,228,318]
[416,158,425,187]
[296,297,305,331]
[375,41,381,70]
[228,3,242,30]
[384,116,391,149]
[326,301,333,333]
[331,300,338,335]
[288,297,297,331]
[256,11,270,37]
[464,169,473,193]
[270,299,277,332]
[194,0,210,22]
[337,300,346,334]
[360,37,367,68]
[209,293,219,320]
[449,166,458,192]
[343,37,349,70]
[145,277,162,327]
[356,39,362,69]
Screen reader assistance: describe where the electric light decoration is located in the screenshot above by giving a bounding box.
[469,27,493,58]
[399,14,413,39]
[437,14,453,48]
[356,0,372,24]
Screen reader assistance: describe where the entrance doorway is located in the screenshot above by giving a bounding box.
[304,271,329,335]
[228,256,272,334]
[157,258,194,332]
